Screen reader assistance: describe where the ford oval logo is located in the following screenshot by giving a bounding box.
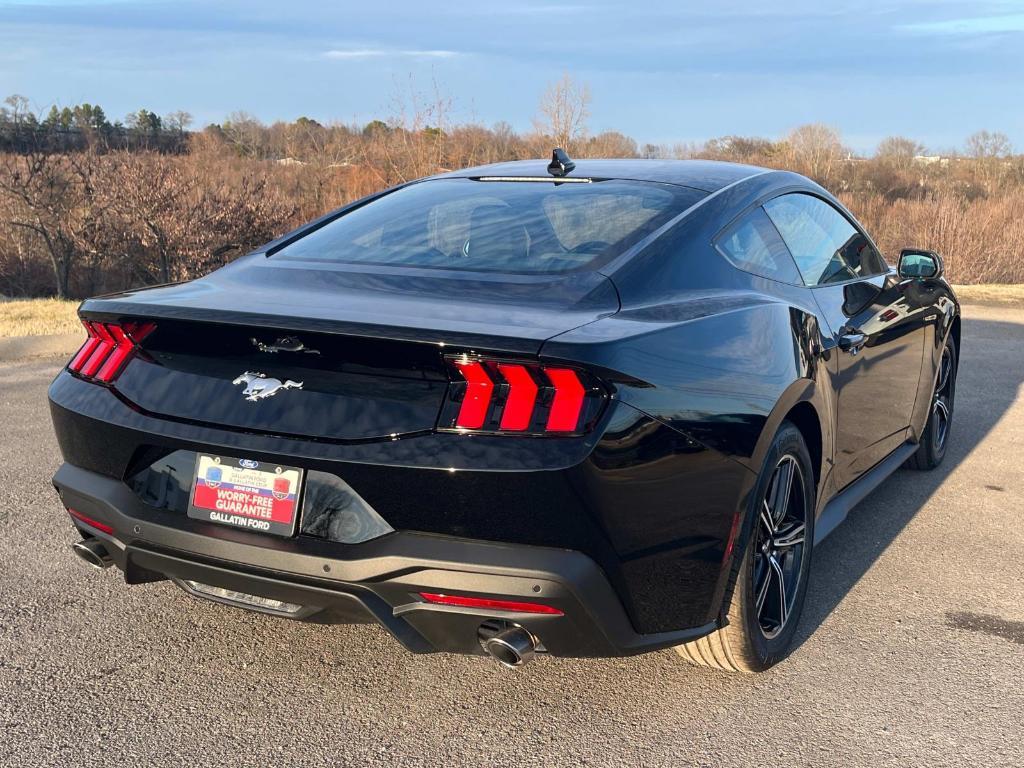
[239,459,259,469]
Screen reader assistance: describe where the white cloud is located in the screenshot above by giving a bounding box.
[898,13,1024,36]
[322,48,460,60]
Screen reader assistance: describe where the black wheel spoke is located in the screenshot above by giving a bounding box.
[770,457,795,524]
[769,555,788,628]
[760,501,775,538]
[755,558,771,614]
[937,348,951,394]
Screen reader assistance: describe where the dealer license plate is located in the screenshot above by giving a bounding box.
[187,454,303,537]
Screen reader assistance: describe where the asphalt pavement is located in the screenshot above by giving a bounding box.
[1,303,1021,767]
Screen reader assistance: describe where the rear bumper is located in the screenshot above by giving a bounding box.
[54,463,717,658]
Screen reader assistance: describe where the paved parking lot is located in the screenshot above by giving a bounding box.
[1,304,1021,767]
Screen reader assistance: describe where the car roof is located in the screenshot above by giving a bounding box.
[436,158,770,193]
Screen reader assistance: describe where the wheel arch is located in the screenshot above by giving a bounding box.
[785,401,823,490]
[748,379,831,502]
[949,314,962,363]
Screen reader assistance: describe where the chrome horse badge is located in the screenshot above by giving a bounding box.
[232,371,303,402]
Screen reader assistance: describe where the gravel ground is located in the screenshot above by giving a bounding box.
[1,304,1021,768]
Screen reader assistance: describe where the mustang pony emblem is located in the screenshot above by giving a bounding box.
[251,336,320,355]
[232,371,303,402]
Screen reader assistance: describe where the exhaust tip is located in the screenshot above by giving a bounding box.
[481,626,537,669]
[72,539,113,570]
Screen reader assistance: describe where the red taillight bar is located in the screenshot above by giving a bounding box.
[544,367,586,432]
[453,360,494,429]
[67,508,114,535]
[67,320,102,372]
[419,592,564,616]
[67,319,155,384]
[496,363,538,431]
[79,321,116,378]
[95,324,130,382]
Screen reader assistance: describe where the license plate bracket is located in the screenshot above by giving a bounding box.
[187,454,303,537]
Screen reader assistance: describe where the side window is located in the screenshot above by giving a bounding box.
[715,208,803,285]
[764,194,886,287]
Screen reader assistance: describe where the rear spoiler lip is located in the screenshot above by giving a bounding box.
[77,298,617,357]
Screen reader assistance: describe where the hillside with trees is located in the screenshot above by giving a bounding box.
[1,78,1021,299]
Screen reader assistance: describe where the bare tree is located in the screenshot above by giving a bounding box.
[0,150,106,297]
[165,110,193,134]
[534,74,590,153]
[784,124,845,183]
[583,130,639,158]
[222,111,266,158]
[965,130,1012,159]
[105,151,296,284]
[876,136,926,169]
[362,77,452,185]
[701,135,779,163]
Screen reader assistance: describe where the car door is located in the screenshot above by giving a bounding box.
[764,193,926,490]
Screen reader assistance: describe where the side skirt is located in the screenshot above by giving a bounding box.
[813,441,919,545]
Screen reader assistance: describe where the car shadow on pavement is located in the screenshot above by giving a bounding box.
[793,315,1024,647]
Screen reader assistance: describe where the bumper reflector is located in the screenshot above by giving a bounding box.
[67,508,114,535]
[419,592,564,616]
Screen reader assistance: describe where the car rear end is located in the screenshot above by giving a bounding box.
[48,171,742,663]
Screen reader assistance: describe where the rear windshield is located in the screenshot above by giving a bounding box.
[273,178,705,274]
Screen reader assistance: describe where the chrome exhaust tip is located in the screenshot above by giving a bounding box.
[72,539,113,570]
[481,626,537,669]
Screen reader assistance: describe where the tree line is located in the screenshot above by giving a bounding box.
[1,77,1022,300]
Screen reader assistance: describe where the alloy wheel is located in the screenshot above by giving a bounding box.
[752,455,808,639]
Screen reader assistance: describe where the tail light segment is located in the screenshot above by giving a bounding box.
[440,356,607,436]
[67,319,156,384]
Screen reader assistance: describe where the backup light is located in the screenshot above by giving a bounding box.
[441,356,606,436]
[68,319,156,384]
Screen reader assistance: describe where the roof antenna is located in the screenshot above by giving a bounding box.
[547,148,575,177]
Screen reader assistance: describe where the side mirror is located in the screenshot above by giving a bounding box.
[898,249,943,280]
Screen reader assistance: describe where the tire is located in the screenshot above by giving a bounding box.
[675,421,815,673]
[908,336,956,470]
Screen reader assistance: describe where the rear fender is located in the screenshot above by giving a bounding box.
[543,291,832,474]
[747,378,833,513]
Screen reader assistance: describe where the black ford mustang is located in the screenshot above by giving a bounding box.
[49,153,959,672]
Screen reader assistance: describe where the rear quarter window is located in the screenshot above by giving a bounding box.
[715,208,803,285]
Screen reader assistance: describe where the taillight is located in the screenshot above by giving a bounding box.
[67,319,155,384]
[440,355,606,436]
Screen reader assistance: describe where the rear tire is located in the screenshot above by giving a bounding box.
[675,421,815,673]
[908,336,956,470]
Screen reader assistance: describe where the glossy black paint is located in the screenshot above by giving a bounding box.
[49,159,960,655]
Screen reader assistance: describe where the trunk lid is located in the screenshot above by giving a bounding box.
[80,258,618,442]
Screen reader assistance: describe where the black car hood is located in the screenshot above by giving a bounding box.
[81,255,621,354]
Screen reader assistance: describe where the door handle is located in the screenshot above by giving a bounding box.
[838,331,867,355]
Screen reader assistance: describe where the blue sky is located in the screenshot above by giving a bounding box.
[0,0,1021,153]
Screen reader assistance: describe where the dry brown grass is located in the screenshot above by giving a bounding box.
[844,191,1024,285]
[0,297,81,337]
[952,284,1024,306]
